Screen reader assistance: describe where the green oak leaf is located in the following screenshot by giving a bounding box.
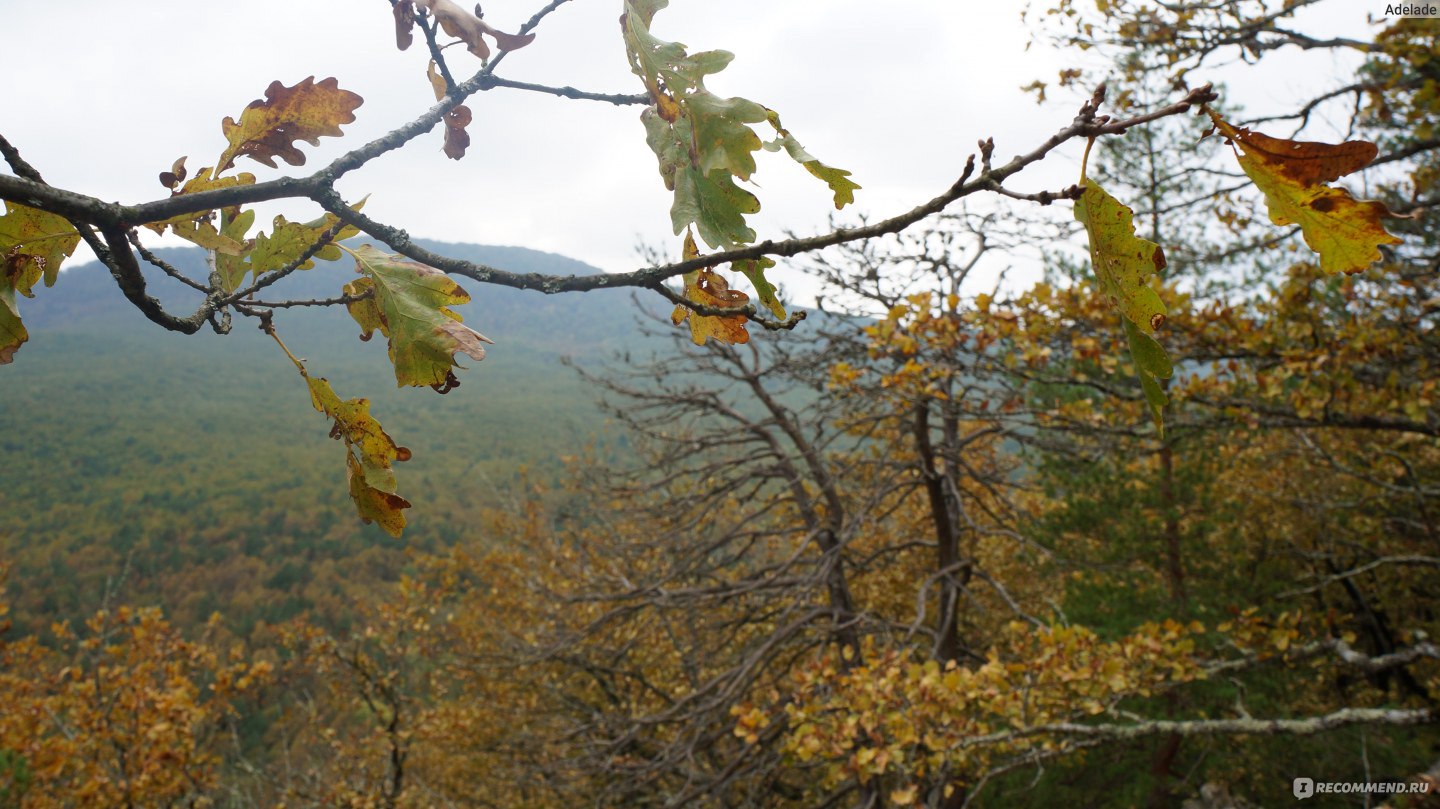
[622,0,734,118]
[1124,318,1173,436]
[624,0,668,27]
[347,244,493,389]
[214,208,258,292]
[1075,179,1173,435]
[673,167,760,249]
[622,0,686,119]
[765,112,859,209]
[735,256,785,319]
[1074,180,1168,335]
[626,0,858,259]
[686,91,768,181]
[642,107,689,192]
[220,201,365,291]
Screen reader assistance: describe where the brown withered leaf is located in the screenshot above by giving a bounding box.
[670,231,750,345]
[426,60,449,101]
[158,156,188,190]
[443,105,473,160]
[1215,123,1378,187]
[415,0,535,60]
[424,60,472,159]
[394,0,416,50]
[217,77,364,172]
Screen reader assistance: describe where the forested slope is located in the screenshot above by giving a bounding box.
[0,242,641,634]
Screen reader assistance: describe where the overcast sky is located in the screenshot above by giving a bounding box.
[2,1,1371,301]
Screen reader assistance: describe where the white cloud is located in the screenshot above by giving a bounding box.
[0,0,1371,301]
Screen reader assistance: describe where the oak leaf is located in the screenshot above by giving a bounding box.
[443,105,473,160]
[622,0,730,120]
[0,282,25,365]
[642,107,759,248]
[671,231,750,345]
[306,373,412,537]
[686,91,768,181]
[345,245,493,389]
[394,0,416,50]
[673,167,761,249]
[423,61,473,159]
[0,202,81,364]
[426,59,449,100]
[765,111,860,209]
[347,452,411,538]
[144,165,256,255]
[625,1,855,249]
[158,155,188,190]
[734,255,785,319]
[414,0,535,60]
[0,201,81,296]
[641,106,688,192]
[220,201,366,291]
[1074,180,1173,433]
[1208,111,1401,275]
[217,77,364,172]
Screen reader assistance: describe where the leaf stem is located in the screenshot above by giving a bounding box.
[1080,136,1096,185]
[265,322,308,376]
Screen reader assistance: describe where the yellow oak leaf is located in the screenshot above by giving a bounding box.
[670,231,751,345]
[143,166,256,256]
[0,200,80,296]
[307,376,412,474]
[0,282,26,365]
[1209,111,1401,275]
[347,451,411,538]
[305,373,413,538]
[0,202,80,364]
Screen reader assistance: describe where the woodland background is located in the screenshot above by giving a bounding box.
[1,1,1439,808]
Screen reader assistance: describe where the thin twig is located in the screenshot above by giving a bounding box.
[126,232,209,293]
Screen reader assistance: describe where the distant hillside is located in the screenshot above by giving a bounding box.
[0,242,661,636]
